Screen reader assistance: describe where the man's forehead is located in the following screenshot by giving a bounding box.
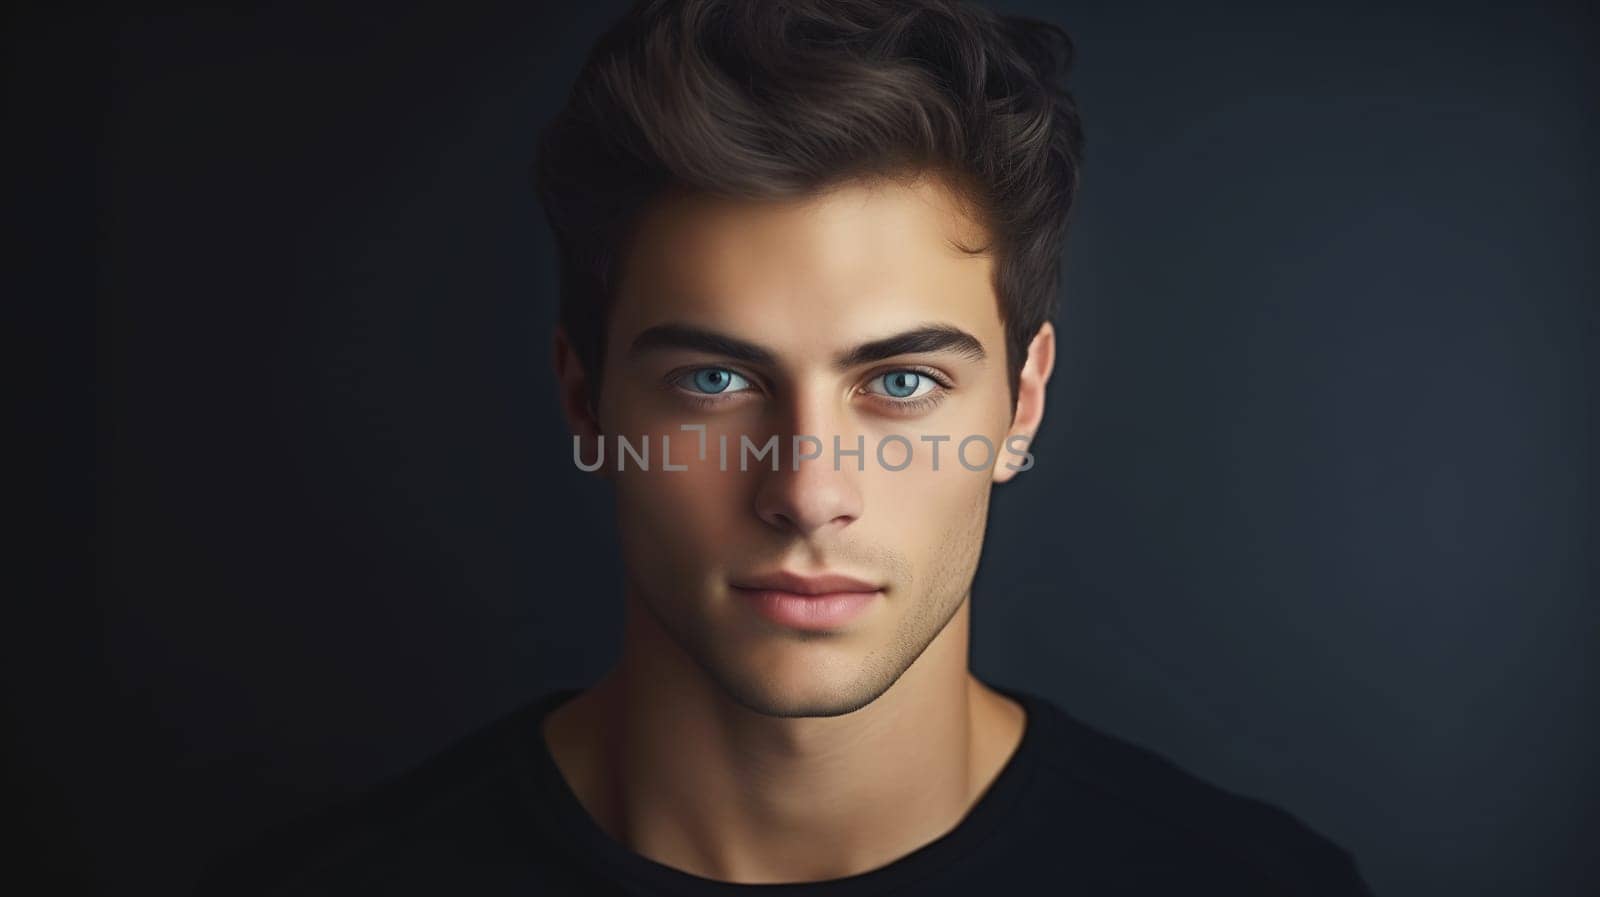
[624,320,990,372]
[610,176,1000,360]
[624,174,991,263]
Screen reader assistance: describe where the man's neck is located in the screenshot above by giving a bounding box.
[541,593,1027,884]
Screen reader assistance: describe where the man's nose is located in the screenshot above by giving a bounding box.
[752,388,864,537]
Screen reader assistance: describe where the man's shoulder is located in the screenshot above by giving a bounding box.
[1018,691,1373,895]
[193,692,573,896]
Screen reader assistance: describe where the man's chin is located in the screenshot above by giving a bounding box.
[632,590,906,717]
[709,653,903,719]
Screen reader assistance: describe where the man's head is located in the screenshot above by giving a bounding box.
[537,0,1082,717]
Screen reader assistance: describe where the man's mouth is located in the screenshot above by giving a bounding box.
[729,570,885,631]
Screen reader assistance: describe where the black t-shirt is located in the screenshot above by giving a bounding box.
[196,683,1375,896]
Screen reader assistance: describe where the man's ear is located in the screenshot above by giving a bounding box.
[552,325,609,480]
[992,321,1056,485]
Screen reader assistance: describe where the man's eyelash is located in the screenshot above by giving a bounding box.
[681,391,738,410]
[876,393,944,413]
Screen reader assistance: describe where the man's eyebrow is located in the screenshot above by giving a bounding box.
[833,324,987,368]
[627,322,988,370]
[627,323,778,366]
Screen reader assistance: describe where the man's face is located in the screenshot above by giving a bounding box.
[590,175,1028,717]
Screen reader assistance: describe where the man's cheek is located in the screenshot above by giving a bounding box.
[618,473,742,562]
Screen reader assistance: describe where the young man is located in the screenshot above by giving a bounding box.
[202,1,1374,893]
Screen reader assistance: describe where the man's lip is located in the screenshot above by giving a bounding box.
[735,588,881,631]
[729,570,882,596]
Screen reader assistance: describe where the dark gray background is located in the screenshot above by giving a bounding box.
[19,0,1596,894]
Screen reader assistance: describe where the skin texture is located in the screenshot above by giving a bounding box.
[548,173,1056,884]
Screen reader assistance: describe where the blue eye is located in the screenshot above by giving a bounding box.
[867,370,937,400]
[683,367,752,395]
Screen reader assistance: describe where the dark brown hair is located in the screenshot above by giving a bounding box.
[533,0,1084,409]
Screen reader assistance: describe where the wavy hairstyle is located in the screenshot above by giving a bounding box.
[534,0,1084,409]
